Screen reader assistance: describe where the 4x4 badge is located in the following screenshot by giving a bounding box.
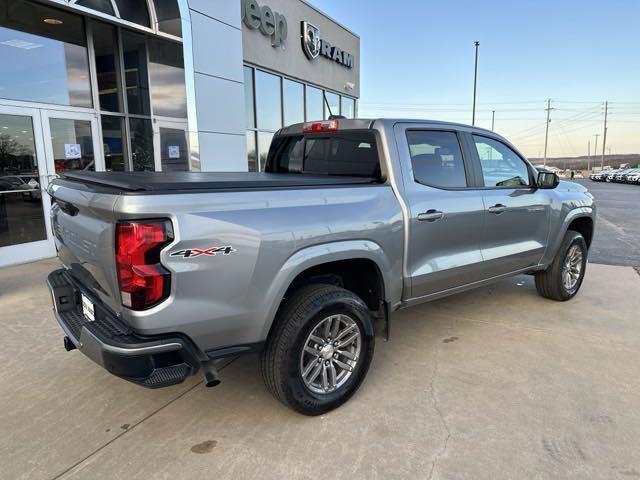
[170,246,236,258]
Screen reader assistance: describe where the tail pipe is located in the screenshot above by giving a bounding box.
[201,360,221,388]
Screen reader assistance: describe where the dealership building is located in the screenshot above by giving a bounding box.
[0,0,360,267]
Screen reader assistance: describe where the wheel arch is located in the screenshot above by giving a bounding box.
[259,241,396,341]
[542,207,595,266]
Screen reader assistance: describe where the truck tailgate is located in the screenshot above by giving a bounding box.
[49,181,122,314]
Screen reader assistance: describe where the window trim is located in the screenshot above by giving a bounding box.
[471,133,535,189]
[405,129,474,191]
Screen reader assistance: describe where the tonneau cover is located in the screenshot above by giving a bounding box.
[60,171,377,192]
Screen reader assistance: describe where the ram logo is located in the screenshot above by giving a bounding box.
[170,246,236,258]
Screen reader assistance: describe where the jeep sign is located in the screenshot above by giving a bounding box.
[241,0,287,47]
[301,21,353,69]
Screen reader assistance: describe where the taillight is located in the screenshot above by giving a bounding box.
[303,119,339,133]
[115,220,173,310]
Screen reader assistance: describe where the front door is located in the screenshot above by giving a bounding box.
[470,134,551,275]
[0,106,54,267]
[0,107,103,267]
[154,120,190,172]
[41,110,103,175]
[394,125,487,299]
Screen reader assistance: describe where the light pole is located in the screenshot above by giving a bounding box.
[491,110,495,131]
[472,41,480,126]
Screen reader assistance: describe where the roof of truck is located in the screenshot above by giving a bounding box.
[279,118,497,136]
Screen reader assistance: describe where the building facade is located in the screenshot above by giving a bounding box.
[0,0,360,267]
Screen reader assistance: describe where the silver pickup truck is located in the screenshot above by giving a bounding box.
[47,118,595,415]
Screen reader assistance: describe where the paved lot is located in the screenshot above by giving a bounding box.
[575,179,640,267]
[2,258,640,479]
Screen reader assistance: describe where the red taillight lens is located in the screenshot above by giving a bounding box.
[302,119,339,133]
[115,220,173,310]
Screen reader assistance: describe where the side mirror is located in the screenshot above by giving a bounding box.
[537,171,560,189]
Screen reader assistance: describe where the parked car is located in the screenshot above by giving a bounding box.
[46,119,596,415]
[626,170,640,184]
[0,175,41,200]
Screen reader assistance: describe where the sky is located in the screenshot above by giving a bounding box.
[312,0,640,158]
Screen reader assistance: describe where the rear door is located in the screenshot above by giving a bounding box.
[468,134,551,275]
[393,124,487,299]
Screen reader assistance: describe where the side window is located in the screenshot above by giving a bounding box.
[406,130,467,188]
[473,136,531,187]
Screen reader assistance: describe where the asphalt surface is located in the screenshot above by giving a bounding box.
[575,179,640,267]
[2,259,640,480]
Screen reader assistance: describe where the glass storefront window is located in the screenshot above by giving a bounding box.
[325,92,340,119]
[154,0,182,37]
[75,0,115,15]
[246,131,257,172]
[255,70,281,131]
[257,131,274,171]
[101,116,126,171]
[49,118,95,173]
[283,79,304,126]
[114,0,151,27]
[341,97,356,119]
[305,86,323,122]
[122,31,151,116]
[244,67,255,129]
[92,21,121,112]
[148,38,187,118]
[0,0,92,108]
[0,113,46,247]
[129,118,154,171]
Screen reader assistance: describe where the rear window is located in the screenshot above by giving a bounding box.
[265,131,381,179]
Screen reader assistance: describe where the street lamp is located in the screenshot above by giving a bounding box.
[472,41,480,126]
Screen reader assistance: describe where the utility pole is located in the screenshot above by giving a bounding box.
[593,134,600,169]
[587,140,591,171]
[543,99,553,167]
[472,41,480,126]
[601,101,608,169]
[491,110,495,131]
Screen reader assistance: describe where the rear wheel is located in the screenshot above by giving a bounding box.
[260,284,375,416]
[535,230,588,301]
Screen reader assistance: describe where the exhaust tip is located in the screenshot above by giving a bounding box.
[202,360,221,388]
[63,336,77,352]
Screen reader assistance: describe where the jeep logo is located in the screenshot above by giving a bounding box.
[241,0,287,47]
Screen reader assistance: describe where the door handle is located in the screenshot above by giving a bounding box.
[488,203,507,214]
[417,209,444,222]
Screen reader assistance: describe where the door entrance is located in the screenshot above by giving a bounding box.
[0,105,102,267]
[154,120,190,172]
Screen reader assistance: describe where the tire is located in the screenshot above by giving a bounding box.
[535,230,588,301]
[260,284,375,416]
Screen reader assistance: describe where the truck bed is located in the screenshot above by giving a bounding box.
[60,171,378,193]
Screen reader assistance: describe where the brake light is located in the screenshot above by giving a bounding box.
[115,220,173,310]
[303,119,339,133]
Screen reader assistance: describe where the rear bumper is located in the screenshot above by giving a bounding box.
[47,269,201,388]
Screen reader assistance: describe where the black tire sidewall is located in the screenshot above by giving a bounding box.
[557,232,588,299]
[283,293,374,414]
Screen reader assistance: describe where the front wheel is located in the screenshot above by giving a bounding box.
[260,284,375,416]
[535,230,588,301]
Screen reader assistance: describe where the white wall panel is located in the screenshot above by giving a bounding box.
[194,73,245,135]
[191,11,243,82]
[199,132,247,172]
[186,0,241,28]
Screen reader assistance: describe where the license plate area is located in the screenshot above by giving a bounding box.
[81,294,95,322]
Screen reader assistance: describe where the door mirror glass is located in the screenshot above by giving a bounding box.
[537,171,560,189]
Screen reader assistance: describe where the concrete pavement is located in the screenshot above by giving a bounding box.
[1,259,640,479]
